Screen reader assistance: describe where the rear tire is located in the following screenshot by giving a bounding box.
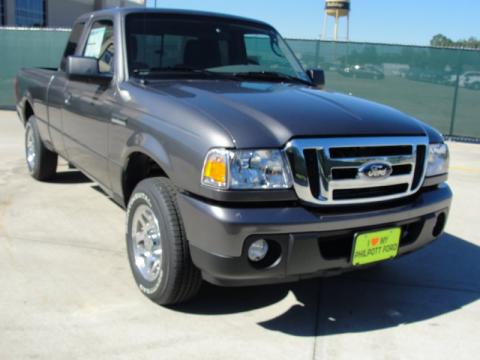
[25,116,58,181]
[126,177,202,305]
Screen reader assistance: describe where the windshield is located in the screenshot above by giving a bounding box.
[125,13,309,82]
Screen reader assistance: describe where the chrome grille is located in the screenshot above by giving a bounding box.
[285,137,429,205]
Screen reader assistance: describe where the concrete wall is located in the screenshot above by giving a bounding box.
[101,0,145,8]
[4,0,16,26]
[47,0,93,28]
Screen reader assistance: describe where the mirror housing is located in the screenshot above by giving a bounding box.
[65,56,112,82]
[307,69,325,89]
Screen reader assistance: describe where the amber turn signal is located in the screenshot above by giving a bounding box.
[202,149,229,188]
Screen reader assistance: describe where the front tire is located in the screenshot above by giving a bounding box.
[126,177,202,305]
[25,116,58,181]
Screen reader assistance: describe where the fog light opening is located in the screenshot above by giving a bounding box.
[247,239,282,269]
[433,213,446,237]
[248,239,269,262]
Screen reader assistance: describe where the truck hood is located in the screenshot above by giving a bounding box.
[147,80,429,148]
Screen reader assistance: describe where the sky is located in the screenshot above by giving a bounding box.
[145,0,479,46]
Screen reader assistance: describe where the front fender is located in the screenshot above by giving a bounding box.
[108,131,175,205]
[122,132,174,178]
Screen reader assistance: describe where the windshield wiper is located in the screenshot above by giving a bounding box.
[132,68,312,85]
[229,71,313,85]
[132,67,225,78]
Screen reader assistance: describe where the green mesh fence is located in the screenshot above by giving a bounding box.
[289,39,480,139]
[1,28,479,138]
[0,28,70,109]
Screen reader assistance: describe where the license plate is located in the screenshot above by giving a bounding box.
[352,228,401,266]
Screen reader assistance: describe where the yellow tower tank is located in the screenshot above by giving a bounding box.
[325,0,351,17]
[322,0,351,41]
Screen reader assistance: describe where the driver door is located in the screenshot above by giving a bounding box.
[62,19,115,188]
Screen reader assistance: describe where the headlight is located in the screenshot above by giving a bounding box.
[426,143,449,177]
[202,149,292,190]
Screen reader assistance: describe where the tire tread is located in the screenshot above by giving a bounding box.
[129,177,202,305]
[26,116,57,181]
[153,178,202,304]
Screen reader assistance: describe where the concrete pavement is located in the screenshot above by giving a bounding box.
[0,110,479,359]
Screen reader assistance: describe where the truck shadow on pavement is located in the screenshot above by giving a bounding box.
[175,233,480,336]
[46,170,91,184]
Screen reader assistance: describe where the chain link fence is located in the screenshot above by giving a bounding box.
[1,28,479,139]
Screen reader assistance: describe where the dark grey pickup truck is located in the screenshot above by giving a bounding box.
[15,8,452,305]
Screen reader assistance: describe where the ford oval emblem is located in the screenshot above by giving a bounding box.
[359,162,393,179]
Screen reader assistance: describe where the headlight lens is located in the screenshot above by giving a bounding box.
[426,143,449,177]
[202,149,292,190]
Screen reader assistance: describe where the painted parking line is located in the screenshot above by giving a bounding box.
[450,165,480,174]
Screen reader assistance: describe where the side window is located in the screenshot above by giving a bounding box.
[60,22,85,71]
[83,20,114,74]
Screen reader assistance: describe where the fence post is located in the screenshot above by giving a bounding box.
[449,49,463,136]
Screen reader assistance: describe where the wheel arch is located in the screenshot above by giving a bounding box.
[121,142,173,206]
[23,99,34,126]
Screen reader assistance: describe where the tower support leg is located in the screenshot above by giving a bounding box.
[333,10,339,41]
[322,14,328,40]
[346,14,350,41]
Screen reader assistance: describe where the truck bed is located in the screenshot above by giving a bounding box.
[16,67,58,125]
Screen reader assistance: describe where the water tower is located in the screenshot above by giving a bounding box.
[321,0,351,41]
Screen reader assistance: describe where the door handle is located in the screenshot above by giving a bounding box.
[111,117,128,127]
[64,93,72,105]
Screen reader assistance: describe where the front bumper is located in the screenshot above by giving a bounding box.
[177,184,452,286]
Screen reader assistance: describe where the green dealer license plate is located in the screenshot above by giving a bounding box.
[352,228,401,266]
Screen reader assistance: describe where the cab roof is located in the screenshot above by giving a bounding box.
[76,7,273,29]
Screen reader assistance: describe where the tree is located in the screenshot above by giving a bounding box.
[430,34,454,48]
[462,37,480,49]
[430,34,480,49]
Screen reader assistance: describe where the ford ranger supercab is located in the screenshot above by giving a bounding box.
[15,8,452,305]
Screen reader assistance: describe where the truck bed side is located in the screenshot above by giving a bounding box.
[16,67,57,149]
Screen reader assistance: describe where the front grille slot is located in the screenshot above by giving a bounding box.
[412,145,427,190]
[333,184,409,200]
[329,145,412,158]
[286,136,429,206]
[304,149,320,198]
[392,164,413,176]
[332,168,359,180]
[332,164,413,180]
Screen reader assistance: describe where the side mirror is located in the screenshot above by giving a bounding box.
[65,56,112,82]
[307,69,325,89]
